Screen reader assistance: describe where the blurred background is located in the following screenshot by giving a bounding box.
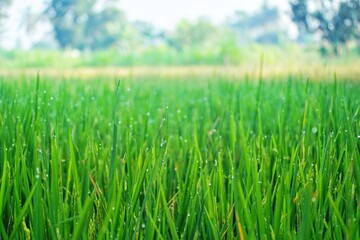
[0,0,359,68]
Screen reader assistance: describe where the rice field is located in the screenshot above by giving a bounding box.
[0,73,359,239]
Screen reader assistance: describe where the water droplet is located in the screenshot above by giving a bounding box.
[141,223,145,229]
[160,139,166,147]
[311,127,318,134]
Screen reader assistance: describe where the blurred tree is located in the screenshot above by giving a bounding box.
[83,7,126,50]
[228,1,284,44]
[166,18,218,50]
[231,2,279,29]
[0,0,12,30]
[45,0,125,50]
[45,0,94,48]
[132,21,164,46]
[290,0,360,55]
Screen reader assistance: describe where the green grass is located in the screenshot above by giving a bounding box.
[0,44,327,68]
[0,74,359,239]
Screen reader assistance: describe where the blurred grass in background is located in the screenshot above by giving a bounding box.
[1,44,360,68]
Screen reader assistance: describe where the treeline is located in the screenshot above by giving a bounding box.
[0,0,360,58]
[0,0,289,50]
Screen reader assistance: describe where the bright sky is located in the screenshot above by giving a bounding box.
[120,0,290,29]
[1,0,292,49]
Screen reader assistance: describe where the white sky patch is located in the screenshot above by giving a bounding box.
[120,0,275,28]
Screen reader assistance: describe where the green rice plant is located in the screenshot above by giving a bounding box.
[0,73,359,239]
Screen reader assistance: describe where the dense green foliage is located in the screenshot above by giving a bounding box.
[0,74,359,239]
[0,44,337,68]
[2,44,360,69]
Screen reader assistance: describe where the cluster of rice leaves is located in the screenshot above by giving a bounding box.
[0,75,359,239]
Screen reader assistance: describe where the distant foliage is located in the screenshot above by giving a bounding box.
[290,0,360,55]
[45,0,125,50]
[165,18,218,50]
[0,0,12,29]
[228,2,285,44]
